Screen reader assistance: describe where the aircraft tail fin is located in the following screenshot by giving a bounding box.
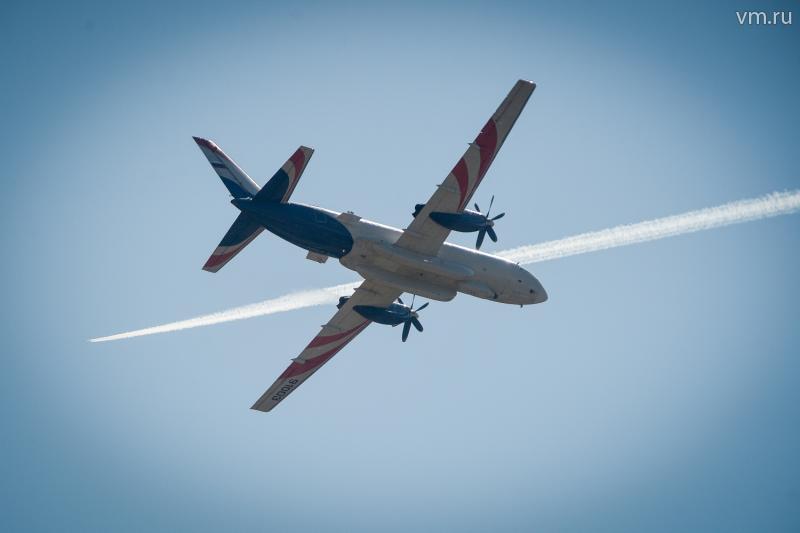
[193,137,261,199]
[254,146,314,203]
[203,211,264,273]
[194,138,313,272]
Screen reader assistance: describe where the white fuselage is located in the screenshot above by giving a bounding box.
[320,208,547,306]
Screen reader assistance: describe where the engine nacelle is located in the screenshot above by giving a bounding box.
[413,203,487,233]
[428,210,487,233]
[352,304,406,326]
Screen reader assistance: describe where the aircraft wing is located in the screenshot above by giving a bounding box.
[394,80,536,256]
[251,279,402,412]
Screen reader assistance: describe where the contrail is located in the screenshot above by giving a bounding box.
[90,282,359,343]
[90,190,800,343]
[499,190,800,264]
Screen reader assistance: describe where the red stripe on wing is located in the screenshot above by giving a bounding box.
[306,321,368,349]
[454,119,498,211]
[475,119,498,183]
[281,321,370,379]
[453,158,469,211]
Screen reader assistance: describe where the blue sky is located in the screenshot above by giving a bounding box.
[2,1,799,531]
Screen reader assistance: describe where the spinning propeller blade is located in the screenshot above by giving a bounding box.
[399,297,429,342]
[474,195,505,249]
[477,229,487,249]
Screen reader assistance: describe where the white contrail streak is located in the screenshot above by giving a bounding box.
[90,282,359,343]
[90,190,800,343]
[499,190,800,264]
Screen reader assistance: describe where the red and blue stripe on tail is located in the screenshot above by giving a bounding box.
[202,212,264,272]
[194,137,315,272]
[254,146,314,203]
[193,137,260,199]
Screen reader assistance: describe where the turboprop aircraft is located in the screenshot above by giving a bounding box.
[194,79,546,412]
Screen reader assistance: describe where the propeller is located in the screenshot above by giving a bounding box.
[473,195,505,250]
[400,295,429,342]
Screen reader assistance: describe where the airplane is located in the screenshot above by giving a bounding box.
[193,79,547,412]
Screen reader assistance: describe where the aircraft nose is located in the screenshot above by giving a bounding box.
[525,272,548,304]
[531,282,548,304]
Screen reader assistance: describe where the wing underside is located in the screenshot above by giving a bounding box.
[251,280,402,412]
[395,80,536,256]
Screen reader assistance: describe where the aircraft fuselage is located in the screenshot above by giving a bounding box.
[234,199,547,306]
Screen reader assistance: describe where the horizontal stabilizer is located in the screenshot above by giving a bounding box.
[203,212,264,272]
[255,146,314,203]
[193,137,260,198]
